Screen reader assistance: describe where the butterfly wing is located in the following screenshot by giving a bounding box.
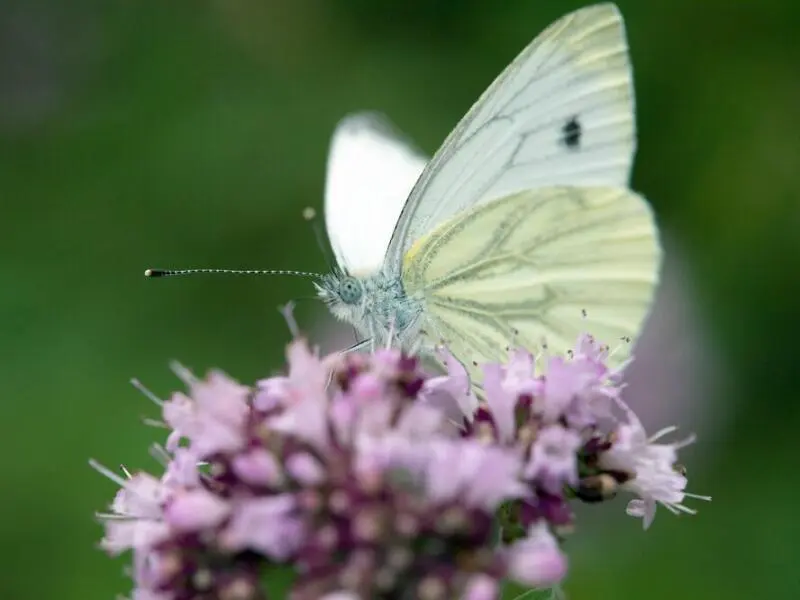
[386,3,635,265]
[324,113,427,277]
[401,185,661,379]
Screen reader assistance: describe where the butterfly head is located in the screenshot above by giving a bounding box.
[315,267,426,349]
[315,271,368,324]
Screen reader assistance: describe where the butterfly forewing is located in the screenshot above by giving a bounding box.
[386,3,635,265]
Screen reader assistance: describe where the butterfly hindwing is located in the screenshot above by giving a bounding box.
[401,185,660,380]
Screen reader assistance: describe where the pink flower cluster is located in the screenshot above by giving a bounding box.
[93,333,708,600]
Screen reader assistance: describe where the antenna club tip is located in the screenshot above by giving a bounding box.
[302,207,316,221]
[144,268,164,278]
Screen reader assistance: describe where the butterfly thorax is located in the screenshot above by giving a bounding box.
[315,269,426,348]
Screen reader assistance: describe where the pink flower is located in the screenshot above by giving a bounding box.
[268,391,330,449]
[163,489,230,532]
[101,517,169,558]
[256,337,331,411]
[91,465,171,556]
[506,523,568,588]
[285,452,327,485]
[502,348,540,397]
[131,590,173,600]
[423,439,528,511]
[539,338,617,427]
[220,495,303,560]
[481,362,521,443]
[231,448,284,486]
[463,574,500,600]
[162,369,250,458]
[160,448,200,489]
[110,472,167,521]
[598,401,710,529]
[524,425,581,496]
[420,348,478,425]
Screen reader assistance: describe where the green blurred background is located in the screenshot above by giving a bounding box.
[1,0,798,598]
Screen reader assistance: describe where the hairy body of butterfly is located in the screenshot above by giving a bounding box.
[316,270,426,349]
[317,184,658,363]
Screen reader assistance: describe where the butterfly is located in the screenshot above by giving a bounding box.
[315,3,661,382]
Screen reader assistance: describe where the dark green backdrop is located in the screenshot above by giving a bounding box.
[1,1,798,599]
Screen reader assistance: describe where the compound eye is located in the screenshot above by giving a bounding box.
[339,278,362,304]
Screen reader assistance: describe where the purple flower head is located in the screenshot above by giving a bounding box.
[260,346,554,598]
[94,317,707,600]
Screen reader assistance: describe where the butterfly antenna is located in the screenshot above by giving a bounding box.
[302,207,336,272]
[144,268,320,279]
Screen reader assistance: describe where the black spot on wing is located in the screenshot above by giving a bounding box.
[561,116,582,149]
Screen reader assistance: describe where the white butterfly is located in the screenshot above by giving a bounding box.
[317,3,661,380]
